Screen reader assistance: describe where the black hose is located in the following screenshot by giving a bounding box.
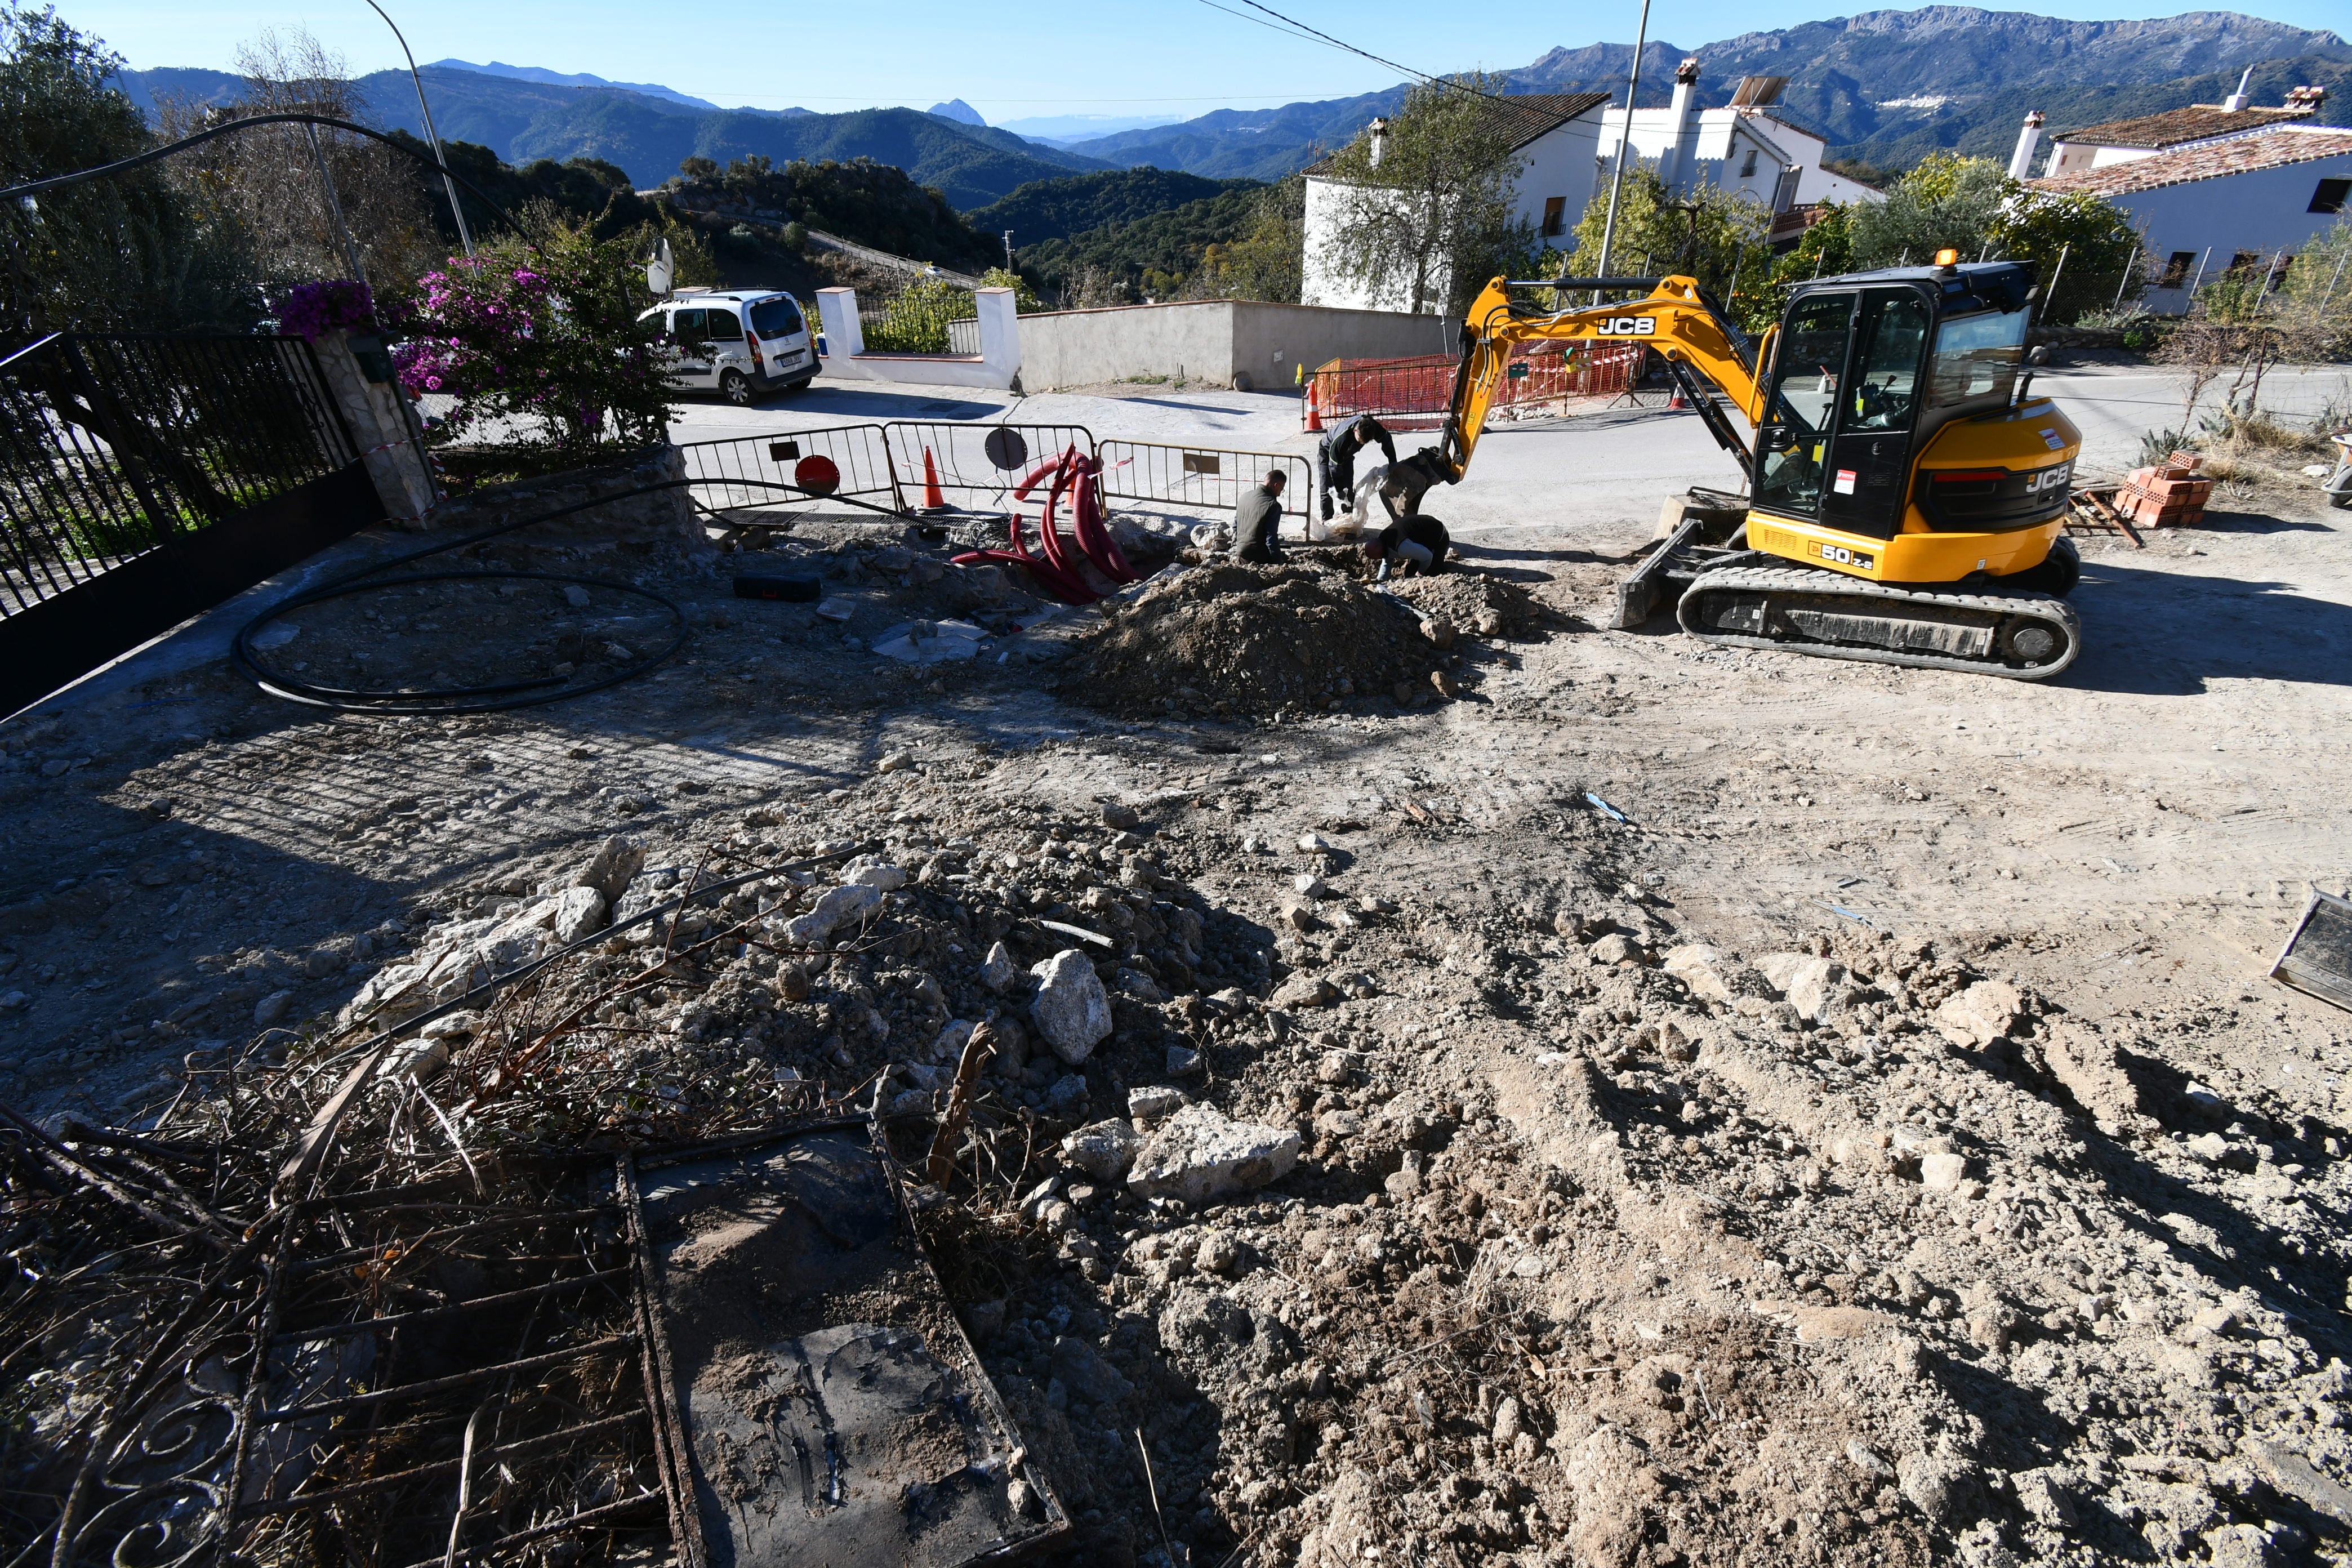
[233,474,952,715]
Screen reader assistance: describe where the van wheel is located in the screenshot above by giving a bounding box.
[720,369,754,406]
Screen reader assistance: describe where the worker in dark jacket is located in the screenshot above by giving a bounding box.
[1231,470,1288,563]
[1363,514,1449,580]
[1318,412,1398,520]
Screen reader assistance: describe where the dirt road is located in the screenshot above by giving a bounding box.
[2,392,2347,1565]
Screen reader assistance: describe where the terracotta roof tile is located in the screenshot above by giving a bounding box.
[2030,127,2352,198]
[1304,92,1611,178]
[2052,104,2313,152]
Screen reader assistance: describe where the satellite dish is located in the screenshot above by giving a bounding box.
[983,426,1029,471]
[646,235,674,297]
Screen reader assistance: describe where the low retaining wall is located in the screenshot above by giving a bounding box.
[1018,300,1451,391]
[425,445,700,547]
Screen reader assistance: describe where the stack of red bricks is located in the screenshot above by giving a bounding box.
[2114,451,2213,528]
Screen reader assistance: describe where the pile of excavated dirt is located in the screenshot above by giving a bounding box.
[1066,560,1504,720]
[1383,569,1549,640]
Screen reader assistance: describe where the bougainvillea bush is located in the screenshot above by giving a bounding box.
[395,211,670,461]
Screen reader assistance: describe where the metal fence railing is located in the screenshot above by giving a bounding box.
[1097,440,1313,524]
[1302,341,1644,432]
[884,422,1094,514]
[0,332,355,618]
[674,422,900,521]
[945,317,982,356]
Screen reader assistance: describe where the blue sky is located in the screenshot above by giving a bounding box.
[69,0,2346,114]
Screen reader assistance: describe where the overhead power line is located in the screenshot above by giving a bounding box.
[1191,0,1519,104]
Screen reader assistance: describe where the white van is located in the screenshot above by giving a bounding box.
[639,289,818,404]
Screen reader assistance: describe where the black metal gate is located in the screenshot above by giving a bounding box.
[0,331,374,718]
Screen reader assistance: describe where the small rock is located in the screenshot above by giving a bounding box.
[2192,1304,2239,1336]
[1062,1119,1143,1182]
[1271,973,1339,1009]
[1896,1449,1973,1526]
[1588,933,1647,966]
[1030,949,1113,1064]
[1784,957,1851,1021]
[1315,1050,1356,1085]
[1419,617,1456,649]
[563,585,591,608]
[253,990,294,1026]
[1292,873,1329,898]
[552,886,609,945]
[844,858,909,891]
[1128,1103,1302,1205]
[1847,1440,1892,1478]
[2014,1469,2077,1528]
[1935,979,2025,1048]
[302,946,345,979]
[1042,1073,1089,1112]
[978,941,1019,994]
[776,882,882,946]
[2186,1131,2233,1164]
[1129,1085,1187,1121]
[876,750,914,773]
[572,836,646,903]
[1101,801,1141,830]
[1166,1045,1204,1079]
[1297,832,1334,853]
[1920,1151,1969,1192]
[1491,1396,1524,1446]
[1197,1231,1241,1276]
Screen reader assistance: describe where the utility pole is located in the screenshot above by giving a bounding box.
[363,0,472,256]
[2112,242,2140,309]
[1593,0,1654,297]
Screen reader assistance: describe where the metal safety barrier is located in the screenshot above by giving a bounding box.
[674,422,899,519]
[1302,341,1644,431]
[883,422,1095,514]
[1097,440,1312,523]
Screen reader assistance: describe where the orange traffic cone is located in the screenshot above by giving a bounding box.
[921,447,946,509]
[1303,378,1323,433]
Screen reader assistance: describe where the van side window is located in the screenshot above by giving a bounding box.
[704,308,743,342]
[670,309,705,341]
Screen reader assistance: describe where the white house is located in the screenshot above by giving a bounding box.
[1596,64,1884,215]
[2029,85,2350,314]
[1300,92,1610,313]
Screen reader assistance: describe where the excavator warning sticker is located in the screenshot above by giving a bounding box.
[1833,469,1858,494]
[1812,542,1874,571]
[1595,317,1658,336]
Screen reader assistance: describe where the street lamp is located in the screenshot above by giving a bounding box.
[360,0,473,256]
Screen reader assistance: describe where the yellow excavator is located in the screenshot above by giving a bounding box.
[1423,256,2083,679]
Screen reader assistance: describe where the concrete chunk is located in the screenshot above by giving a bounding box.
[979,941,1019,994]
[1935,979,2024,1047]
[1128,1103,1300,1206]
[1030,948,1113,1064]
[1062,1119,1143,1182]
[572,835,645,903]
[552,885,609,945]
[775,882,882,946]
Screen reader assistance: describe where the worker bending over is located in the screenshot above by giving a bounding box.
[1318,413,1398,521]
[1231,470,1288,563]
[1364,514,1449,580]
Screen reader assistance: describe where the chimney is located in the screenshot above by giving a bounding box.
[2222,67,2252,112]
[2007,110,2045,179]
[2285,84,2326,113]
[1659,57,1702,188]
[1368,117,1388,170]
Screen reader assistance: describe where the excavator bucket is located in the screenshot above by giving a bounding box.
[1610,488,1755,629]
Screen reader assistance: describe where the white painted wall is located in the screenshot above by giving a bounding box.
[1597,106,1883,208]
[813,286,1023,390]
[1015,299,1450,390]
[1303,107,1606,312]
[2094,153,2352,313]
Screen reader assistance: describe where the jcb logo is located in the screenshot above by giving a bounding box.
[1815,543,1874,570]
[2025,463,2072,494]
[1595,317,1656,337]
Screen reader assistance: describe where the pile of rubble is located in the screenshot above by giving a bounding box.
[8,749,2347,1568]
[1066,559,1548,721]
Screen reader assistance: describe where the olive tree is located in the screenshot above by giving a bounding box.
[1318,74,1537,315]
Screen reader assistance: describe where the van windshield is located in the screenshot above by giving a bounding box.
[748,297,804,339]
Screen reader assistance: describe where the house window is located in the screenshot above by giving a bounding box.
[2158,251,2195,287]
[1541,196,1567,238]
[2313,177,2351,214]
[1739,149,1758,178]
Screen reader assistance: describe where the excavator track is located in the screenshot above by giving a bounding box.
[1677,564,2081,680]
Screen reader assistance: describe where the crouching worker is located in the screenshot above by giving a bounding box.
[1318,413,1398,520]
[1232,469,1288,563]
[1364,513,1450,580]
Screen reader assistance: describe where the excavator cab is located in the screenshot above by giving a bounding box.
[1433,259,2084,678]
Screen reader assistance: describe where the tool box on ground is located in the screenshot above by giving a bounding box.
[2114,451,2213,528]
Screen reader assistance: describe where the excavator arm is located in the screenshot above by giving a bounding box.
[1435,274,1775,484]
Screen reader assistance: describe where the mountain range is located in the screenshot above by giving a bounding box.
[110,8,2352,211]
